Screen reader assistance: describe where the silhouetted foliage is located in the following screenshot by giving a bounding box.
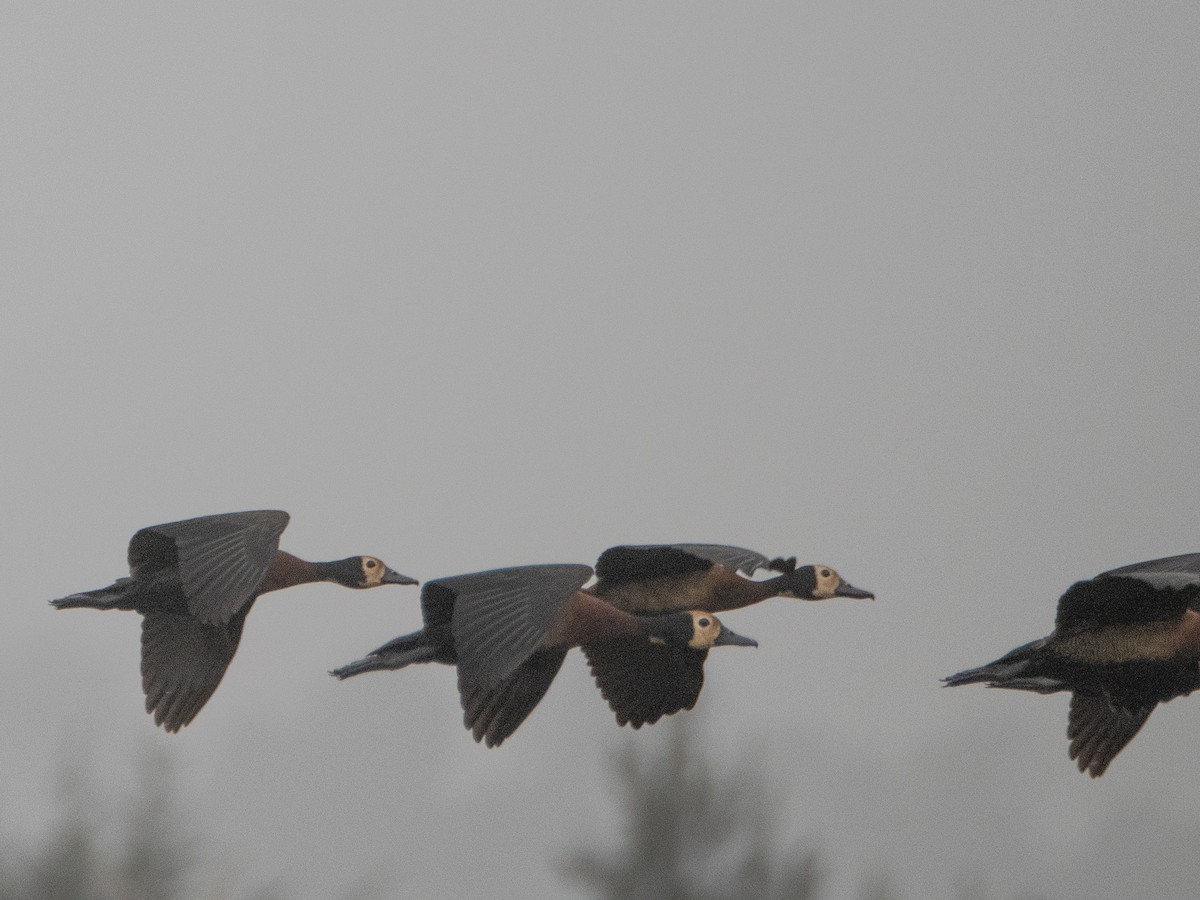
[563,719,825,900]
[0,744,387,900]
[0,745,202,900]
[562,720,1051,900]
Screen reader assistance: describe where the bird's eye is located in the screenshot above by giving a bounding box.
[365,559,377,569]
[698,617,710,628]
[820,569,831,578]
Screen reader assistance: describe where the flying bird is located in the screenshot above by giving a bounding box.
[332,563,757,747]
[52,510,417,731]
[944,552,1200,777]
[587,543,873,612]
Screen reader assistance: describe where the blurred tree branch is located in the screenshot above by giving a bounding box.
[562,718,825,900]
[0,743,388,900]
[561,719,1049,900]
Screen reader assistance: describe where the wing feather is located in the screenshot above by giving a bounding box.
[460,649,568,747]
[1067,692,1153,778]
[1098,553,1200,592]
[594,544,771,588]
[129,511,289,625]
[446,564,593,690]
[140,608,246,732]
[584,636,708,728]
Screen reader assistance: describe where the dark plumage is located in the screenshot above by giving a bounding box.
[51,510,417,732]
[590,543,874,614]
[944,552,1200,777]
[332,563,757,747]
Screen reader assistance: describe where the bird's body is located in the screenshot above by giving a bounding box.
[590,544,874,613]
[944,552,1200,777]
[52,510,416,732]
[333,561,758,746]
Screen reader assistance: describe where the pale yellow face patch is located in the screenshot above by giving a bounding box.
[360,556,388,587]
[688,611,725,649]
[812,564,841,599]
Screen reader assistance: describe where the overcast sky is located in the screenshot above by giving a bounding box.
[3,3,1200,898]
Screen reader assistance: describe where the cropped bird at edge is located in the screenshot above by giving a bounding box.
[944,553,1200,777]
[51,510,417,732]
[332,562,759,747]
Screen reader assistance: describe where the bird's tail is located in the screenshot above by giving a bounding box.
[50,578,133,611]
[330,630,438,679]
[942,638,1066,694]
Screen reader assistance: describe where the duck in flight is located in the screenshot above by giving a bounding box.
[587,544,873,613]
[944,552,1200,777]
[52,510,417,732]
[332,563,757,747]
[331,542,870,742]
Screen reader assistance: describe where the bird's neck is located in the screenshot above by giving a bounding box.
[704,574,775,612]
[258,551,331,594]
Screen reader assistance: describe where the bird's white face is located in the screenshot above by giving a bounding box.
[359,556,389,587]
[688,611,725,649]
[812,564,841,599]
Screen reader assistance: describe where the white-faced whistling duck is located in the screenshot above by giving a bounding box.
[331,564,757,747]
[51,510,417,732]
[944,553,1200,777]
[588,544,873,613]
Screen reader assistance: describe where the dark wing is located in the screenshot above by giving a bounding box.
[668,544,774,575]
[1097,553,1200,592]
[129,510,290,625]
[1067,692,1153,778]
[583,636,708,728]
[1056,569,1196,630]
[594,544,771,587]
[140,608,247,732]
[460,648,568,747]
[447,564,593,690]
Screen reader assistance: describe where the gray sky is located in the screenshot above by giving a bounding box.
[3,3,1200,898]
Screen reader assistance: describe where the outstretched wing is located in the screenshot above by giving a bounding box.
[1067,692,1153,778]
[140,608,247,732]
[460,648,569,747]
[446,564,593,690]
[583,636,708,728]
[128,510,290,625]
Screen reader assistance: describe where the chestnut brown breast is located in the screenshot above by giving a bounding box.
[257,550,323,594]
[543,592,643,647]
